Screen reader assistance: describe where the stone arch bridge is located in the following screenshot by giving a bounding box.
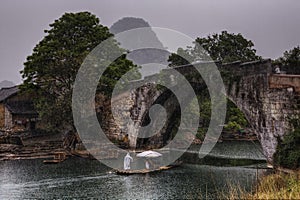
[109,59,300,162]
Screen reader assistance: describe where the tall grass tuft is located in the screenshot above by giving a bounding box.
[220,170,300,199]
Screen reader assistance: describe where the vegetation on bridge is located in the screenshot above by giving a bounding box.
[274,46,300,74]
[168,31,255,137]
[168,30,261,66]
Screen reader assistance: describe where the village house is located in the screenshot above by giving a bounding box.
[0,86,38,131]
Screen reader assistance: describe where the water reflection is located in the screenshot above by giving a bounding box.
[0,158,268,199]
[0,141,269,199]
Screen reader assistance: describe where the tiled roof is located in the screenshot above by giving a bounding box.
[5,101,38,115]
[0,86,19,102]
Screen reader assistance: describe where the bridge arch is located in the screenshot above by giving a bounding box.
[126,59,300,162]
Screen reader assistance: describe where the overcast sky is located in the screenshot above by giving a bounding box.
[1,0,299,84]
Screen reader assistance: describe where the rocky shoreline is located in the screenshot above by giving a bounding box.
[0,132,67,161]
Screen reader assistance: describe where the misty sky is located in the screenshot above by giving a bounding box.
[0,0,299,84]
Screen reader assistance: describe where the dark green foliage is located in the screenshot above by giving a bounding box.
[194,90,248,139]
[168,48,193,67]
[273,129,300,169]
[195,129,206,141]
[224,100,248,132]
[98,54,140,96]
[194,31,260,63]
[196,94,211,141]
[20,12,138,132]
[274,46,300,74]
[168,30,261,66]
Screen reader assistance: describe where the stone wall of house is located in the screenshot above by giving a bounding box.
[269,74,300,93]
[4,106,12,128]
[10,115,32,130]
[0,85,52,134]
[0,103,5,128]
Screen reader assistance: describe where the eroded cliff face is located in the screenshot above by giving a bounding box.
[94,94,117,141]
[95,91,144,147]
[228,74,300,161]
[95,84,162,149]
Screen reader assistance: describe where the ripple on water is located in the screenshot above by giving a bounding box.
[0,141,269,199]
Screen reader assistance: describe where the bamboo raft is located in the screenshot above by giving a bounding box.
[71,149,119,160]
[43,152,66,164]
[114,161,182,175]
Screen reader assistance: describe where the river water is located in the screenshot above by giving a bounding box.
[0,141,269,199]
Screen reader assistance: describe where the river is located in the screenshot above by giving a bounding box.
[0,141,270,199]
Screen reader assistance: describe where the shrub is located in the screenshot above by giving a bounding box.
[273,129,300,169]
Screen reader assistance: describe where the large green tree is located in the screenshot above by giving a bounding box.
[274,46,300,74]
[21,12,138,132]
[168,30,261,66]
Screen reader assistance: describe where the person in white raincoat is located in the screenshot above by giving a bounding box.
[145,159,150,169]
[123,153,133,170]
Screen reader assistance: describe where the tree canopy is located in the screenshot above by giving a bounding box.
[20,12,138,132]
[168,30,261,66]
[168,31,254,137]
[274,46,300,74]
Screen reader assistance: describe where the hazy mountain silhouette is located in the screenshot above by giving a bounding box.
[0,80,15,89]
[110,17,170,78]
[110,17,151,34]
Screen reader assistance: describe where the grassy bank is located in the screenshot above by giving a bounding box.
[221,170,300,199]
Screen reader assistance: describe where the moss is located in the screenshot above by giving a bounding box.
[220,69,242,95]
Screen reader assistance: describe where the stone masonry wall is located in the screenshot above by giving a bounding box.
[228,72,300,161]
[4,106,12,128]
[0,104,5,128]
[269,74,300,93]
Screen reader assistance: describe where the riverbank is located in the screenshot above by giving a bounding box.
[222,170,300,199]
[0,129,258,161]
[0,132,67,161]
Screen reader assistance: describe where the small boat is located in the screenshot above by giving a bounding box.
[43,152,66,164]
[114,161,182,175]
[43,159,63,164]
